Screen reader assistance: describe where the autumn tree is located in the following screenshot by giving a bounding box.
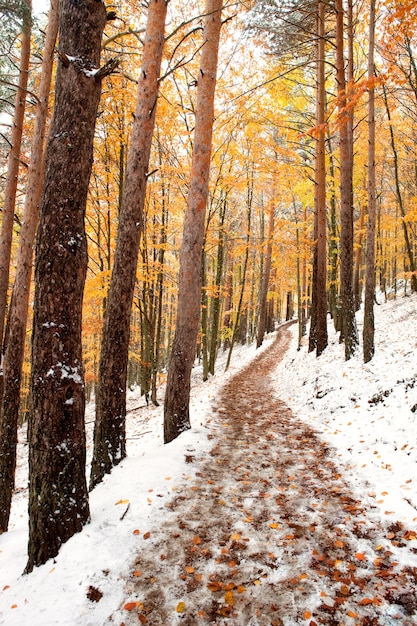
[26,0,112,571]
[335,0,358,359]
[164,0,223,444]
[90,0,168,489]
[363,0,376,362]
[0,0,58,533]
[0,0,31,347]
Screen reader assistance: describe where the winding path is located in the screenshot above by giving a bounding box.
[114,325,417,625]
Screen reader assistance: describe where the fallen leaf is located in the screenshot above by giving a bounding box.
[133,529,140,535]
[3,585,10,591]
[253,579,262,586]
[133,570,142,577]
[224,590,235,606]
[185,566,194,574]
[270,523,279,529]
[354,552,366,561]
[334,540,344,548]
[231,533,241,540]
[176,601,185,613]
[192,536,201,545]
[347,610,358,618]
[303,611,312,619]
[115,499,129,505]
[124,601,143,611]
[237,585,246,594]
[359,598,373,605]
[143,532,151,540]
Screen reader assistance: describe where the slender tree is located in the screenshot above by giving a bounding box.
[256,201,274,348]
[90,0,169,489]
[335,0,358,359]
[164,0,223,444]
[363,0,376,363]
[0,0,31,347]
[26,0,110,572]
[309,0,328,356]
[0,0,58,533]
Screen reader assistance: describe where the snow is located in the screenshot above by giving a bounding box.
[1,292,417,624]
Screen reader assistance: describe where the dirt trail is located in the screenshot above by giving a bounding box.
[114,325,417,625]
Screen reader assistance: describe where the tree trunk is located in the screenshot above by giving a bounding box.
[335,0,358,359]
[314,0,327,356]
[363,0,376,363]
[354,202,365,310]
[0,0,31,347]
[208,196,226,375]
[225,192,252,370]
[90,0,168,489]
[26,0,107,572]
[0,0,58,533]
[164,0,223,444]
[382,84,417,293]
[256,202,274,348]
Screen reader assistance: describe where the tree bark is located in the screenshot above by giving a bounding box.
[0,0,58,533]
[0,0,31,347]
[382,84,417,293]
[335,0,358,359]
[164,0,223,444]
[256,202,274,348]
[26,0,107,572]
[209,196,226,374]
[90,0,168,489]
[314,0,328,356]
[363,0,376,363]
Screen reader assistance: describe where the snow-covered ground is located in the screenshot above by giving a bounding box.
[0,292,416,625]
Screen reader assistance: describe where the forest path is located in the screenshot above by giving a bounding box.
[114,325,417,626]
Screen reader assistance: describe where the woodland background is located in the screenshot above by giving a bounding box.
[0,0,416,569]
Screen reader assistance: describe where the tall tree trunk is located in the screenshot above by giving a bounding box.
[354,202,365,310]
[164,0,223,444]
[201,245,209,381]
[90,0,168,489]
[335,0,358,359]
[0,0,31,347]
[256,202,274,348]
[0,0,58,533]
[208,196,226,375]
[315,0,327,355]
[382,84,417,293]
[363,0,376,363]
[225,196,252,370]
[327,135,340,329]
[26,0,107,572]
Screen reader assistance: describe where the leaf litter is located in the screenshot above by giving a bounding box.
[112,321,417,625]
[1,293,417,625]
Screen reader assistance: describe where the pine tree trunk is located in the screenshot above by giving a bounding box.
[256,203,274,348]
[90,0,168,489]
[382,85,417,293]
[0,0,58,533]
[0,0,31,347]
[26,0,107,572]
[363,0,376,363]
[335,0,358,359]
[315,0,328,356]
[225,195,252,370]
[164,0,223,444]
[208,197,226,375]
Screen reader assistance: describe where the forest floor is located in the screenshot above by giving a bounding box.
[109,325,417,626]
